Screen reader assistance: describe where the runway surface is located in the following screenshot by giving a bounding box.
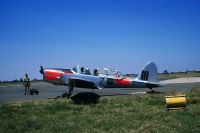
[161,77,200,84]
[1,77,200,104]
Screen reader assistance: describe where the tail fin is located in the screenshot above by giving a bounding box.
[137,62,158,82]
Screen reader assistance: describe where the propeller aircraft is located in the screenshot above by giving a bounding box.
[40,62,163,98]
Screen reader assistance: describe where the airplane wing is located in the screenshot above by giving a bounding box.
[67,77,100,89]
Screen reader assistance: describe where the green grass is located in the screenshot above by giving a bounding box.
[159,72,200,80]
[1,89,200,133]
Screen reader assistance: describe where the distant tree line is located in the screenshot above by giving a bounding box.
[162,69,200,74]
[0,78,40,83]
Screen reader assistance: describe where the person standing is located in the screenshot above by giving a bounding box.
[23,74,30,95]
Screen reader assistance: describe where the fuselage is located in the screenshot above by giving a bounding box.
[42,68,162,89]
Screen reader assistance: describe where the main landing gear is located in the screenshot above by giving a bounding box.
[64,79,74,99]
[61,86,73,99]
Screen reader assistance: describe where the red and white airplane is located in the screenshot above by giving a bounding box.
[40,62,163,98]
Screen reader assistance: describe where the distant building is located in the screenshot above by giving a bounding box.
[163,70,168,74]
[196,70,200,73]
[20,78,23,82]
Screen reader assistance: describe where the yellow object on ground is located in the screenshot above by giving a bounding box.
[165,95,187,110]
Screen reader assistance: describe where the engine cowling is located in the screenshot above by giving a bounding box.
[43,69,64,85]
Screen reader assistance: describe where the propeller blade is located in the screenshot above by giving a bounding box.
[40,66,44,74]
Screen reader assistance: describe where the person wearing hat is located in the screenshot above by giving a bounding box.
[23,74,30,95]
[85,68,91,75]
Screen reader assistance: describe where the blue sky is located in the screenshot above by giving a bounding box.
[0,0,200,81]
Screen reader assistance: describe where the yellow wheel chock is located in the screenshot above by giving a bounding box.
[165,95,187,110]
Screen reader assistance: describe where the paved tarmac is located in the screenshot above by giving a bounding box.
[161,77,200,84]
[1,78,200,104]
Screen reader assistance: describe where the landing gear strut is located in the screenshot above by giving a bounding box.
[67,86,73,98]
[62,86,74,99]
[66,79,74,99]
